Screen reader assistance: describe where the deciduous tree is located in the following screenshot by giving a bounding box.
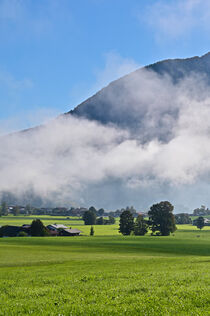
[175,213,192,224]
[134,215,148,235]
[148,201,176,236]
[196,216,205,230]
[98,208,104,216]
[83,210,96,225]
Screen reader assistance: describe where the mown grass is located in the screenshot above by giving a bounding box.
[0,215,83,227]
[0,227,210,315]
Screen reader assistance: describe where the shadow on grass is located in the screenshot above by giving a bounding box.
[1,234,210,257]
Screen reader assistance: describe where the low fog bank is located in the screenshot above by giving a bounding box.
[1,68,210,211]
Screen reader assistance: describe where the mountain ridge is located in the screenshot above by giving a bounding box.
[66,52,210,128]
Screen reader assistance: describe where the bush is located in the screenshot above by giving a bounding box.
[17,231,28,237]
[90,226,94,236]
[96,217,104,225]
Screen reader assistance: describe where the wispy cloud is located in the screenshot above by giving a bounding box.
[143,0,210,40]
[0,69,36,132]
[0,70,33,91]
[93,52,140,90]
[0,107,59,135]
[0,0,72,37]
[69,52,139,109]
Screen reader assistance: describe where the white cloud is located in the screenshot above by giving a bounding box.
[93,52,139,90]
[2,67,210,209]
[143,0,210,40]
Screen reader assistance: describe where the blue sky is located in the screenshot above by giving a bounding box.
[1,0,210,132]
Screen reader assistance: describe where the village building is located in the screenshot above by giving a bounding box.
[0,224,31,237]
[0,222,82,237]
[46,224,82,236]
[59,228,81,236]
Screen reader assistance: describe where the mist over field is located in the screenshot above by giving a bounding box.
[1,57,210,211]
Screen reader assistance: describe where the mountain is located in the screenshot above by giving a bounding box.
[67,52,210,136]
[2,52,210,210]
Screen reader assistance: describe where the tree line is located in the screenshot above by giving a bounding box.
[0,202,139,218]
[82,207,116,225]
[0,219,49,237]
[193,205,210,216]
[119,201,177,236]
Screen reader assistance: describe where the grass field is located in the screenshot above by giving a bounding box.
[0,215,121,236]
[0,217,210,315]
[0,215,84,227]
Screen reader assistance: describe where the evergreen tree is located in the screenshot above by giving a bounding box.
[119,210,134,235]
[90,226,94,236]
[30,219,48,236]
[89,206,97,214]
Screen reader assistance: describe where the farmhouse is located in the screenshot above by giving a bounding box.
[47,224,68,230]
[0,225,20,237]
[59,228,81,236]
[46,224,67,236]
[46,224,82,236]
[193,217,210,226]
[0,222,82,237]
[0,224,31,237]
[204,218,210,226]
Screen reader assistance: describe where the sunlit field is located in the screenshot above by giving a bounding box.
[0,216,210,315]
[0,215,209,236]
[0,215,121,236]
[0,215,83,227]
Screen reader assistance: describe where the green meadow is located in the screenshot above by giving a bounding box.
[0,216,210,315]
